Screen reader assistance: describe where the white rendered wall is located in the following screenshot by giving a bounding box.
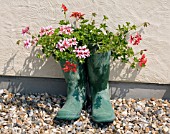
[0,0,170,84]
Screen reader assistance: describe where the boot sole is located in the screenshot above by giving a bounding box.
[53,115,80,121]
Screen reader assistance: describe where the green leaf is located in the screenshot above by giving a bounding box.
[36,53,41,58]
[92,20,95,25]
[134,57,139,62]
[16,40,20,45]
[103,15,108,21]
[131,25,136,30]
[141,64,146,67]
[143,22,150,27]
[92,12,97,17]
[100,23,107,30]
[59,20,69,25]
[126,22,130,26]
[130,63,135,68]
[59,20,65,25]
[81,19,89,24]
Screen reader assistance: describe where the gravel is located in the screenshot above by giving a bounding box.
[0,89,170,134]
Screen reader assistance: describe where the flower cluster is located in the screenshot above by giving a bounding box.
[73,46,90,59]
[128,32,147,67]
[70,12,85,20]
[62,61,77,72]
[59,24,73,35]
[129,33,142,45]
[23,39,32,49]
[23,37,38,48]
[56,38,90,59]
[56,38,78,52]
[139,54,147,67]
[22,26,29,36]
[39,26,54,37]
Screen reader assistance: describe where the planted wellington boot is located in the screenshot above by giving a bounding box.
[87,51,115,123]
[55,60,87,120]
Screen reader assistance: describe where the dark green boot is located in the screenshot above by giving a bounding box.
[87,51,115,123]
[55,60,87,120]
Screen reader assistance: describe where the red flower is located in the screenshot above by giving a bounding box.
[62,4,68,12]
[129,35,134,43]
[134,33,142,45]
[129,33,142,45]
[139,54,147,67]
[62,61,77,72]
[70,12,85,19]
[62,65,69,72]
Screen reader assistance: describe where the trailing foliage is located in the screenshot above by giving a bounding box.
[17,4,149,70]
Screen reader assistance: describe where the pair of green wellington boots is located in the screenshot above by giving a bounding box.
[55,51,115,123]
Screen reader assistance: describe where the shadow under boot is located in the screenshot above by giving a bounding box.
[87,51,115,123]
[54,60,87,120]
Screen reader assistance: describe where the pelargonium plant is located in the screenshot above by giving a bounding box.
[17,4,149,72]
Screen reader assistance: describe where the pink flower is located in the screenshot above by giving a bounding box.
[68,38,77,46]
[73,45,90,59]
[39,27,45,36]
[32,37,39,45]
[59,24,73,35]
[24,39,32,48]
[139,54,147,67]
[63,38,70,49]
[129,33,142,45]
[46,26,54,36]
[57,39,67,52]
[56,38,78,52]
[22,26,29,35]
[39,26,54,37]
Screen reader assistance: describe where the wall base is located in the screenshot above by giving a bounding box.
[0,75,170,99]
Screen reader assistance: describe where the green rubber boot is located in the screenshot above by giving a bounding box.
[55,60,87,120]
[87,51,115,123]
